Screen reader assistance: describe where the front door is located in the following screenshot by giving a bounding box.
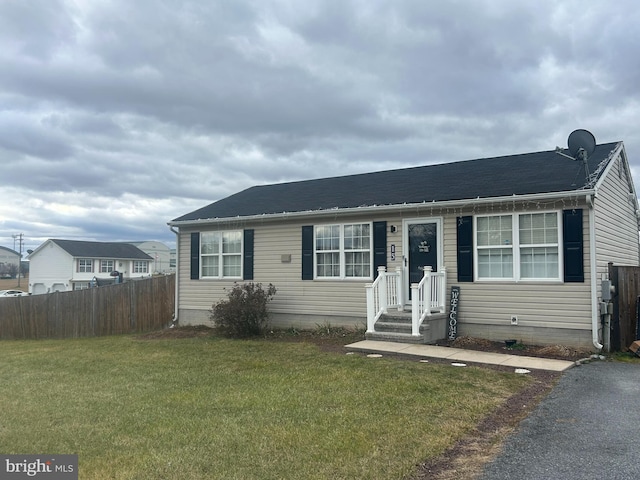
[405,219,439,302]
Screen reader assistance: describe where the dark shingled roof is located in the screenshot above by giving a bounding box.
[51,240,153,260]
[173,142,620,223]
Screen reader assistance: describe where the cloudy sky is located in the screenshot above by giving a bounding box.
[2,0,640,254]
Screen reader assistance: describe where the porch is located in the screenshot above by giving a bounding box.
[365,266,448,344]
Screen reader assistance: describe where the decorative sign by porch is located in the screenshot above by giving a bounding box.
[390,244,396,261]
[448,286,460,340]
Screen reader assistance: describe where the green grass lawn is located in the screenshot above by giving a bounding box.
[0,335,530,479]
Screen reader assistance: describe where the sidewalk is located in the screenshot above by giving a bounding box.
[345,340,575,372]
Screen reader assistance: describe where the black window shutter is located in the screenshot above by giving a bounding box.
[190,232,200,280]
[563,209,584,282]
[301,226,314,280]
[457,216,474,282]
[373,221,387,278]
[243,229,254,280]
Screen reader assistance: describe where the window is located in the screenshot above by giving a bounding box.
[74,282,90,290]
[477,215,513,279]
[133,261,149,273]
[519,213,559,279]
[200,231,242,278]
[77,259,93,273]
[315,223,371,278]
[476,212,560,281]
[100,260,114,273]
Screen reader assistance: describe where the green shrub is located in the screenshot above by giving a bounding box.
[210,283,277,338]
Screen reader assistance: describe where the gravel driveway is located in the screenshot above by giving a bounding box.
[479,361,640,480]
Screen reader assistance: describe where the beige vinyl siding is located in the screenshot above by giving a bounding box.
[176,203,596,345]
[177,216,382,327]
[594,153,640,274]
[442,207,593,344]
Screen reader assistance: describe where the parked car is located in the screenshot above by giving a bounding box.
[0,290,28,297]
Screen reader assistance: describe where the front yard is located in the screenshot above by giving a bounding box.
[0,333,532,479]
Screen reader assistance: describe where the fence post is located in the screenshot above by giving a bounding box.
[92,287,97,336]
[378,266,388,314]
[130,281,136,331]
[439,267,447,313]
[365,283,375,333]
[424,266,432,317]
[396,266,404,311]
[411,283,419,336]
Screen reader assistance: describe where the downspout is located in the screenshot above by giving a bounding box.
[169,226,180,327]
[587,194,603,350]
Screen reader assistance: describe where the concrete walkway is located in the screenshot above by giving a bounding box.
[345,340,575,372]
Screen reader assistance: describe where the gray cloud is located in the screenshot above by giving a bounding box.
[1,0,640,252]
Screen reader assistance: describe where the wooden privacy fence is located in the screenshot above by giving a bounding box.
[608,264,640,351]
[0,274,175,339]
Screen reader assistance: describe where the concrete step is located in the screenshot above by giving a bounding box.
[365,331,425,344]
[372,312,448,345]
[374,321,430,334]
[375,321,412,333]
[379,311,412,323]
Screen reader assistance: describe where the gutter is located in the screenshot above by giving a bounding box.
[169,226,180,327]
[168,189,596,228]
[587,193,603,351]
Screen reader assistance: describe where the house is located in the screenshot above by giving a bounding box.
[28,239,153,294]
[0,246,21,278]
[126,241,173,273]
[168,134,640,349]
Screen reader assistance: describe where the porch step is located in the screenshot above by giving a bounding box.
[365,331,425,344]
[374,320,430,334]
[372,311,430,337]
[369,311,448,345]
[379,311,412,323]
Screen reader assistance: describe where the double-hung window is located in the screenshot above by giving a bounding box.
[315,223,371,279]
[519,213,559,279]
[476,215,513,279]
[200,231,242,278]
[77,258,93,273]
[133,261,149,273]
[100,260,114,273]
[476,212,560,281]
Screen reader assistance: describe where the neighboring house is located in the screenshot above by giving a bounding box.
[126,241,173,273]
[28,239,153,294]
[168,137,640,349]
[170,248,176,271]
[0,246,21,277]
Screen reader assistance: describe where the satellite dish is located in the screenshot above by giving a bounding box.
[567,129,596,159]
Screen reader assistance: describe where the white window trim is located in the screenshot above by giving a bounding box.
[474,211,563,282]
[133,261,149,273]
[200,231,243,279]
[100,259,115,273]
[77,258,94,273]
[314,222,373,280]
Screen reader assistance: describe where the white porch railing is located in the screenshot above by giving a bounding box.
[410,266,447,337]
[365,266,403,333]
[365,266,446,337]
